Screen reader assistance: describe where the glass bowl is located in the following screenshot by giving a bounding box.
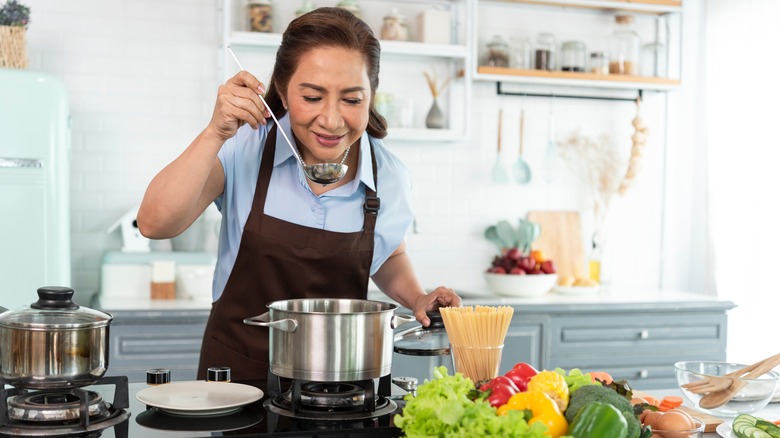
[483,273,557,297]
[674,361,779,417]
[651,418,705,438]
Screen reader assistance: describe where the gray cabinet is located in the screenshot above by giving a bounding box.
[105,309,209,383]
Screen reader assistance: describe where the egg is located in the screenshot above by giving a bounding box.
[641,410,663,427]
[654,410,696,438]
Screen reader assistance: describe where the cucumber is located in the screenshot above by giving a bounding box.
[756,420,780,438]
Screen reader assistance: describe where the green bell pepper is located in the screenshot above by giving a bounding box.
[567,402,628,438]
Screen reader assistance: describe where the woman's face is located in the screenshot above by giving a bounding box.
[283,46,371,165]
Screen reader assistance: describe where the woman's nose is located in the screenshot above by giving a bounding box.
[317,100,343,129]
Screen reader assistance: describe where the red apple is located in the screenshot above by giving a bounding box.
[540,260,556,274]
[488,266,507,274]
[518,256,536,272]
[509,267,526,275]
[506,247,523,262]
[528,267,543,275]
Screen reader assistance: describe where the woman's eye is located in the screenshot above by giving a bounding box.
[344,98,363,105]
[303,96,321,103]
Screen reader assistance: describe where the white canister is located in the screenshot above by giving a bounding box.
[417,9,451,45]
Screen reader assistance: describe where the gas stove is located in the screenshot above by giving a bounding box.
[0,376,404,437]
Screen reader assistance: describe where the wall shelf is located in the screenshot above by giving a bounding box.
[476,66,680,91]
[487,0,681,15]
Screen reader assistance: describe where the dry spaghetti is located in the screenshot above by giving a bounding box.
[440,306,514,383]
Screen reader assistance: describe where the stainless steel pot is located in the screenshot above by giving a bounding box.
[244,298,415,382]
[0,286,112,389]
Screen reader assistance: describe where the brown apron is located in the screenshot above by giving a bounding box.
[197,126,379,381]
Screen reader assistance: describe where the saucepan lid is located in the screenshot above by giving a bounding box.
[393,311,450,356]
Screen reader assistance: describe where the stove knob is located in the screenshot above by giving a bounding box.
[147,369,171,385]
[207,366,232,382]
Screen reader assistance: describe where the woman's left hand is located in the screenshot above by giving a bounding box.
[412,287,462,327]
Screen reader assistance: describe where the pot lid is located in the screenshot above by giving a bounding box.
[0,287,112,329]
[393,312,450,356]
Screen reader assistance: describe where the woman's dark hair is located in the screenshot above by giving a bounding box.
[264,7,387,139]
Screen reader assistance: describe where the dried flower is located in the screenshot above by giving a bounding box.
[423,68,451,99]
[0,0,30,27]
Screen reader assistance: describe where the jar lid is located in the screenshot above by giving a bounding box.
[615,15,635,24]
[487,35,508,48]
[0,287,112,329]
[393,312,450,356]
[561,40,585,50]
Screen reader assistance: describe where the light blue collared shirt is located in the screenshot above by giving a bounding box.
[212,115,413,301]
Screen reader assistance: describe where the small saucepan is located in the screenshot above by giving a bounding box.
[0,287,112,389]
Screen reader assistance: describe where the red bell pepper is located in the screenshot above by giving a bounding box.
[504,362,539,392]
[479,376,519,408]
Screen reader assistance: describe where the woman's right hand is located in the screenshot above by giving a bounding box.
[207,70,272,142]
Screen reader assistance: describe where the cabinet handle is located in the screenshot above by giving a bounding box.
[638,369,649,379]
[0,157,43,168]
[639,329,649,339]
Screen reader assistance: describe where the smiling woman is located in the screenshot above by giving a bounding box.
[136,7,461,382]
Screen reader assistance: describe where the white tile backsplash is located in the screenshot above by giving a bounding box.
[20,0,691,304]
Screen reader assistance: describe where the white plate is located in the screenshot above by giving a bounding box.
[553,285,601,295]
[136,381,263,417]
[716,422,733,438]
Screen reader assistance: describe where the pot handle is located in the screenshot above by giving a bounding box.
[243,313,298,332]
[391,313,416,329]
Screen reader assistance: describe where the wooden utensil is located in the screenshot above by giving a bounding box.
[527,210,586,279]
[492,109,510,184]
[698,353,780,409]
[682,352,780,394]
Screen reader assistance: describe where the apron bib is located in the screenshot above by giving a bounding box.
[197,126,379,381]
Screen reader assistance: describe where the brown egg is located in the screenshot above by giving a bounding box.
[641,410,663,427]
[655,411,696,438]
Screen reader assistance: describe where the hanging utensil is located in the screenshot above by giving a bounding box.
[511,109,531,184]
[226,46,349,186]
[543,99,558,183]
[492,109,510,184]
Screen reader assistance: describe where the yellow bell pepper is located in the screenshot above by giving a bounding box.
[496,391,568,438]
[527,370,570,412]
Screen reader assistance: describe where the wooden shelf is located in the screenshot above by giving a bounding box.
[486,0,682,14]
[475,66,680,90]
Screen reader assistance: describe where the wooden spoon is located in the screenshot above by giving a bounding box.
[683,353,780,394]
[698,353,780,409]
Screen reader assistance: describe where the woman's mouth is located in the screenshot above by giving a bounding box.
[315,132,345,147]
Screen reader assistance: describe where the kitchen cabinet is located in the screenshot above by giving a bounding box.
[472,0,682,93]
[219,0,472,142]
[100,294,733,391]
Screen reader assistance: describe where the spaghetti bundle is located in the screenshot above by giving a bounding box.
[440,306,514,383]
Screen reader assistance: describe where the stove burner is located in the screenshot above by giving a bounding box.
[8,390,109,423]
[266,396,397,421]
[284,382,366,408]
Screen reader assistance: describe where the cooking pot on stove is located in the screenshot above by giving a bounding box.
[244,298,416,382]
[0,286,112,389]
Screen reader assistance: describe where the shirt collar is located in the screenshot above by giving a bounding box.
[271,115,376,193]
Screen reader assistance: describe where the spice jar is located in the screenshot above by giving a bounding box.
[609,15,640,75]
[295,0,315,18]
[248,0,273,33]
[485,35,510,67]
[510,36,532,69]
[560,40,586,72]
[336,0,362,19]
[380,8,409,41]
[534,32,556,71]
[589,51,609,75]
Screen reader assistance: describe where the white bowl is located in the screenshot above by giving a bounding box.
[484,273,558,297]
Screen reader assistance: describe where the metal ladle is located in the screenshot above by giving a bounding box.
[226,46,349,186]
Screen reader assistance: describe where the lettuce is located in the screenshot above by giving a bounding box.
[394,367,548,438]
[554,367,600,394]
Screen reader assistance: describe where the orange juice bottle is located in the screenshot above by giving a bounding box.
[588,236,601,282]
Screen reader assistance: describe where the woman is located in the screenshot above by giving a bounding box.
[137,7,461,380]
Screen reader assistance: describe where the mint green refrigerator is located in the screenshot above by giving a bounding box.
[0,68,71,310]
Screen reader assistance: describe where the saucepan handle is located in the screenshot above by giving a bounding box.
[391,313,416,329]
[243,312,298,332]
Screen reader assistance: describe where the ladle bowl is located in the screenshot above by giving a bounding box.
[227,46,348,186]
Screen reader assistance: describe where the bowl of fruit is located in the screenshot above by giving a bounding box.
[485,248,558,297]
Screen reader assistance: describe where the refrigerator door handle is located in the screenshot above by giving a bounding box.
[0,157,43,168]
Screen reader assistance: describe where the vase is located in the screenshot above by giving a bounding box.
[0,26,28,69]
[425,99,445,129]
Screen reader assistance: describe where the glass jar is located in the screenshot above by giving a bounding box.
[534,32,556,71]
[609,15,640,75]
[247,0,273,33]
[295,0,315,18]
[380,8,409,41]
[589,51,609,75]
[510,36,532,69]
[640,42,668,77]
[485,35,510,67]
[336,0,362,19]
[560,40,586,72]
